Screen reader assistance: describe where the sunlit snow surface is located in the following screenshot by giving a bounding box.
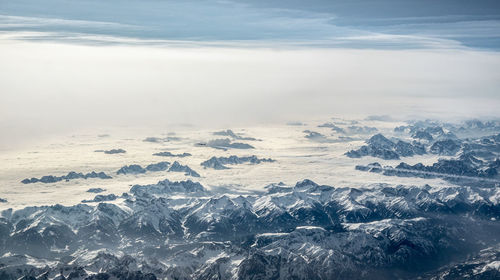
[0,118,450,209]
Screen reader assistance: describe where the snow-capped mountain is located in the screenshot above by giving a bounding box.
[201,155,274,170]
[1,178,500,279]
[345,134,426,159]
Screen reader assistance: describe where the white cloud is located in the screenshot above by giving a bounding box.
[0,38,499,149]
[0,14,138,29]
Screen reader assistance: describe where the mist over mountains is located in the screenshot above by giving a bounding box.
[1,117,500,279]
[1,1,499,279]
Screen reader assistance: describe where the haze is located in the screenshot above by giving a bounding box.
[1,0,500,149]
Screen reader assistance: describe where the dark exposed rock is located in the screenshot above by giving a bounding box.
[346,134,426,160]
[145,162,170,172]
[430,139,461,156]
[95,149,126,154]
[412,130,433,141]
[117,164,147,175]
[2,179,500,279]
[116,162,199,177]
[356,154,499,184]
[303,130,334,143]
[168,161,200,177]
[318,123,346,133]
[200,157,230,170]
[213,129,257,141]
[21,171,112,184]
[153,151,191,158]
[104,149,126,154]
[201,155,274,170]
[143,137,162,143]
[87,188,105,193]
[205,139,254,150]
[82,194,118,203]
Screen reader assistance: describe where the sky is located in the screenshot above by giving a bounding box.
[0,0,500,149]
[1,0,500,48]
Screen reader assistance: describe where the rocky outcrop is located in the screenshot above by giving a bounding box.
[153,151,192,157]
[2,179,500,279]
[205,138,254,150]
[346,134,426,159]
[95,148,126,154]
[201,155,274,169]
[168,161,200,177]
[21,171,112,184]
[116,161,200,177]
[87,188,105,193]
[429,139,461,155]
[213,129,257,141]
[82,194,118,203]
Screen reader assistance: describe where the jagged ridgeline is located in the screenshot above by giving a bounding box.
[201,155,275,170]
[21,161,201,185]
[1,179,500,279]
[351,124,500,187]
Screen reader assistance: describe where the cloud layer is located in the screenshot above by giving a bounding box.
[1,0,500,49]
[0,39,499,149]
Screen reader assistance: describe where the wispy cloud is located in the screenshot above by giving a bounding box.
[0,17,473,50]
[1,0,498,50]
[0,15,138,29]
[334,34,465,49]
[0,30,470,50]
